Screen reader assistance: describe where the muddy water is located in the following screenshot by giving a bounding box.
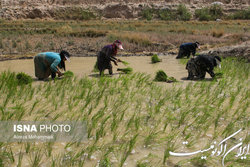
[0,55,188,81]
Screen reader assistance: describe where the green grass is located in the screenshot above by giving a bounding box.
[0,58,249,166]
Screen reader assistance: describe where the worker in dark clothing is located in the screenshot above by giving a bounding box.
[176,42,200,59]
[97,40,124,75]
[186,54,221,80]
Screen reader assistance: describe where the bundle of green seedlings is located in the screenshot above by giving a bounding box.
[63,71,74,77]
[154,70,177,83]
[117,60,133,74]
[117,67,133,74]
[16,72,33,85]
[151,54,161,63]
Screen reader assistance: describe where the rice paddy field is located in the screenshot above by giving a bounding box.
[0,54,249,167]
[0,19,249,167]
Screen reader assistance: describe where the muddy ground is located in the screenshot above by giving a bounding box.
[0,55,189,82]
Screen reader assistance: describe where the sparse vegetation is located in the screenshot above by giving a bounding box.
[54,8,96,20]
[195,4,223,21]
[229,7,250,20]
[141,5,191,21]
[211,29,224,38]
[176,4,192,21]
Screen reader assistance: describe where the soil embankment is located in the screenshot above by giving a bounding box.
[0,0,249,19]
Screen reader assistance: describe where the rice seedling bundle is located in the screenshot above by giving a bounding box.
[154,70,177,83]
[151,54,161,63]
[16,72,32,85]
[117,67,133,74]
[64,71,74,77]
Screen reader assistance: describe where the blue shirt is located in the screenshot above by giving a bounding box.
[39,52,61,72]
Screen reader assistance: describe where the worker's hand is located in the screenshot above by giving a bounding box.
[58,72,64,77]
[117,59,122,62]
[114,61,118,66]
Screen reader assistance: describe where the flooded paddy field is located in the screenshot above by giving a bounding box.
[0,54,249,167]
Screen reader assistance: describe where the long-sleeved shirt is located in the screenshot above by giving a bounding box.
[101,44,118,62]
[38,52,61,72]
[180,43,197,56]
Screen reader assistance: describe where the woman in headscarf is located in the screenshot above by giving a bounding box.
[97,40,124,75]
[186,54,221,80]
[176,42,200,59]
[34,50,71,80]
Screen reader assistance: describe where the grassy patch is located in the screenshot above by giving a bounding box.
[229,7,250,20]
[195,4,223,21]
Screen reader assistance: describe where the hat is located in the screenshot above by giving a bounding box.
[60,50,71,62]
[114,40,124,50]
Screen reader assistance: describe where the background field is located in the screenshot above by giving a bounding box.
[0,20,249,60]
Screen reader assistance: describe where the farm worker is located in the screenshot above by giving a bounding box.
[186,54,221,80]
[176,42,200,59]
[34,50,71,80]
[97,40,124,75]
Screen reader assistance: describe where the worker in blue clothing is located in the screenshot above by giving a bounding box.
[34,50,71,80]
[176,42,200,59]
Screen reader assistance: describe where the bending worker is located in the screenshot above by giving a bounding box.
[34,50,71,80]
[97,40,124,75]
[176,41,200,59]
[186,54,221,80]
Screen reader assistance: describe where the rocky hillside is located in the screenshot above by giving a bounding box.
[0,0,249,19]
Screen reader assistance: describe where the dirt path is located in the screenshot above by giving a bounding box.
[0,55,189,82]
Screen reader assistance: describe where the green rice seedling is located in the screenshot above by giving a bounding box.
[64,71,74,77]
[29,149,43,167]
[92,61,99,72]
[154,70,167,82]
[120,60,130,66]
[16,72,33,85]
[17,151,23,167]
[120,134,138,167]
[25,143,31,153]
[167,76,177,83]
[46,143,53,157]
[29,99,39,114]
[151,54,161,63]
[117,67,133,74]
